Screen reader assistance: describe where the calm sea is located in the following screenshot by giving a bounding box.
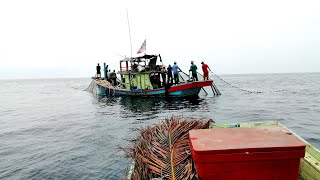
[0,73,319,179]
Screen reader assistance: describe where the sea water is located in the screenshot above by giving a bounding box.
[0,73,319,179]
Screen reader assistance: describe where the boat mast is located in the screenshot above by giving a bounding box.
[126,9,133,59]
[126,9,133,89]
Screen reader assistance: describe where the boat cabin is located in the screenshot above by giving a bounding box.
[118,54,164,90]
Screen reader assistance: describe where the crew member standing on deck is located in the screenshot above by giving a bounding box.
[172,62,181,84]
[107,69,111,82]
[110,70,117,86]
[161,67,167,86]
[167,64,173,84]
[96,63,101,78]
[201,62,211,81]
[189,61,198,81]
[103,62,108,80]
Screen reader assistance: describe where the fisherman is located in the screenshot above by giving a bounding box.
[201,62,211,81]
[107,69,111,83]
[167,64,173,84]
[172,62,181,84]
[96,63,101,78]
[110,70,117,86]
[161,67,167,86]
[156,74,161,88]
[189,61,198,81]
[103,62,108,80]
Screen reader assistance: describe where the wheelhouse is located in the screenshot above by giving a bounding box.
[118,54,164,90]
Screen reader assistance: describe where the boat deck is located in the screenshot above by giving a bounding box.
[95,79,113,88]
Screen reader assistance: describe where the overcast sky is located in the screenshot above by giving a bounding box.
[0,0,319,79]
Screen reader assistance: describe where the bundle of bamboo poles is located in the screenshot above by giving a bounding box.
[128,117,214,179]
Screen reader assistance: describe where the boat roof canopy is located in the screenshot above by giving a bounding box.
[120,54,159,63]
[119,54,163,74]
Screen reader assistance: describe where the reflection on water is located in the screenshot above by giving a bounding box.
[96,95,119,105]
[118,96,203,113]
[95,95,206,114]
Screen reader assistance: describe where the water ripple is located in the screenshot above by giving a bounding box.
[0,74,319,179]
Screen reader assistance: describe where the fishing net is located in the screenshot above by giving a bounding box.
[84,80,98,94]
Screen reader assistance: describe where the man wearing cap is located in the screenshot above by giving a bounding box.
[189,61,198,81]
[201,62,211,80]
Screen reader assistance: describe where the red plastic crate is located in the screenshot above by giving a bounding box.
[189,126,306,180]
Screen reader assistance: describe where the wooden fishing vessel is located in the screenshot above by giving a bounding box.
[127,121,320,179]
[92,54,220,97]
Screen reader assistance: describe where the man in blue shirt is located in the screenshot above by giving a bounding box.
[172,62,181,84]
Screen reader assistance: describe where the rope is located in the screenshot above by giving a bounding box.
[208,71,262,94]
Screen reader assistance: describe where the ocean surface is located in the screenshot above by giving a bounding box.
[0,73,319,179]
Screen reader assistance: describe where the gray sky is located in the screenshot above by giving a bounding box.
[1,0,320,79]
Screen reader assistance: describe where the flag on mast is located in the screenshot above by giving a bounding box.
[137,39,146,54]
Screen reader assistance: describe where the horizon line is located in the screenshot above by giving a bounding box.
[0,71,319,81]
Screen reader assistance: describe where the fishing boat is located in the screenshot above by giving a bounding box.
[127,121,320,179]
[90,54,220,97]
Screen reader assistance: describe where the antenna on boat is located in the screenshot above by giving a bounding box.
[126,9,133,59]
